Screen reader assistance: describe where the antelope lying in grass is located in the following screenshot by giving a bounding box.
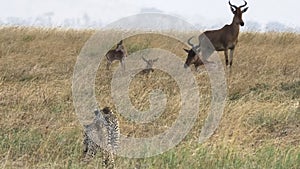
[106,40,127,70]
[184,1,248,69]
[141,56,158,73]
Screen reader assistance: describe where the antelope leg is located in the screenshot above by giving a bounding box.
[106,61,111,70]
[224,49,229,66]
[229,48,234,67]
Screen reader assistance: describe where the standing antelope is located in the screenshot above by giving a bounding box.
[106,40,127,70]
[184,1,248,69]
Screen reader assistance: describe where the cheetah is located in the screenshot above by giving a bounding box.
[82,107,119,168]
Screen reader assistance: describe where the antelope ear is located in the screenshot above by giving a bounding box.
[117,40,123,45]
[242,7,249,13]
[183,48,189,53]
[230,7,236,14]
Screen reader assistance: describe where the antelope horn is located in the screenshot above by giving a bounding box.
[239,0,247,8]
[228,1,238,10]
[187,37,195,48]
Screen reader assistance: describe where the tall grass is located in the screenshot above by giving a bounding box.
[0,27,299,168]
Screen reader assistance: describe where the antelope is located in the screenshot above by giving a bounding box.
[184,0,248,69]
[184,37,214,70]
[141,56,158,73]
[106,40,127,70]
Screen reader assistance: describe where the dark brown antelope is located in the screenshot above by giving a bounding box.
[106,40,127,70]
[184,37,213,70]
[184,0,248,69]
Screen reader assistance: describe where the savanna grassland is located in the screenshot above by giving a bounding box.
[0,27,299,169]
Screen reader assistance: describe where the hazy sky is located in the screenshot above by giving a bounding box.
[1,0,299,28]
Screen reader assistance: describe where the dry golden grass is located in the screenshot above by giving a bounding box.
[0,27,299,168]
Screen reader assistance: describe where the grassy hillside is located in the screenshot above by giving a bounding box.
[0,27,299,168]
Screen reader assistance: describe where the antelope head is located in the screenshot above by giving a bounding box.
[229,0,249,26]
[115,40,128,57]
[116,40,124,51]
[184,37,199,68]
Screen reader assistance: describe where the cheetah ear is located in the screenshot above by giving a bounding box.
[94,109,100,116]
[83,124,93,129]
[102,107,111,114]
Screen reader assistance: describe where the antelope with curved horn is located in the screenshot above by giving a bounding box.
[184,37,213,70]
[141,56,158,73]
[184,1,248,69]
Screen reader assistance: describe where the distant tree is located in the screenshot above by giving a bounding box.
[265,22,288,32]
[62,18,76,27]
[83,13,90,26]
[44,12,54,26]
[245,21,261,32]
[0,19,4,26]
[6,17,21,26]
